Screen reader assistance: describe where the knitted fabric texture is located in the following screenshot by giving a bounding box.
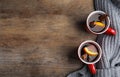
[67,0,120,77]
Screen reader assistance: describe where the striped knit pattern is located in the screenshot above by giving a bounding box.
[94,0,120,76]
[67,0,120,77]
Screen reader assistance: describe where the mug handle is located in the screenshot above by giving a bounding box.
[88,64,96,74]
[105,27,116,35]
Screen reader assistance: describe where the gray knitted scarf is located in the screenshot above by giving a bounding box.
[67,0,120,77]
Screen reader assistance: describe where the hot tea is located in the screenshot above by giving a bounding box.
[81,43,99,62]
[88,14,108,33]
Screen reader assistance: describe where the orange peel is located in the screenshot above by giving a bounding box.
[83,47,98,56]
[94,21,105,27]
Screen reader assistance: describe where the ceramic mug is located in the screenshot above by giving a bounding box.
[86,11,116,35]
[78,40,102,74]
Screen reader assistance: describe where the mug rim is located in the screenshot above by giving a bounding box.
[86,10,110,34]
[78,40,102,64]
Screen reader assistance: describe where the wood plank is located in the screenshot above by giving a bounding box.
[0,14,96,77]
[0,0,95,77]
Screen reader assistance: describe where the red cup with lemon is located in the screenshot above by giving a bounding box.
[86,11,116,35]
[78,40,102,74]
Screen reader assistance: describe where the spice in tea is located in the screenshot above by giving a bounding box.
[81,44,98,62]
[81,53,88,60]
[98,14,108,21]
[89,13,108,32]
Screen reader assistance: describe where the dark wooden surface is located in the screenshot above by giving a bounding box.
[0,0,96,77]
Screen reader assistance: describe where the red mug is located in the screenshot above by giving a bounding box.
[86,11,116,35]
[78,40,102,74]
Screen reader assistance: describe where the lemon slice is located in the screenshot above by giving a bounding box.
[94,21,105,27]
[83,47,98,56]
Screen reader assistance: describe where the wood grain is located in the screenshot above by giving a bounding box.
[0,0,95,77]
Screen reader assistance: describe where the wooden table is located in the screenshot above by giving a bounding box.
[0,0,96,77]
